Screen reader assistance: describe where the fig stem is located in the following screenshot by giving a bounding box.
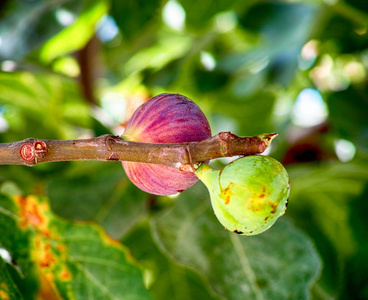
[0,132,277,169]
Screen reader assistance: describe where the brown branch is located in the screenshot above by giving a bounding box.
[0,132,278,170]
[76,35,101,105]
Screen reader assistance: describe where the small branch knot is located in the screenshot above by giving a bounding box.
[102,134,120,151]
[19,140,48,165]
[179,163,198,172]
[34,140,47,158]
[178,144,198,172]
[218,132,237,141]
[218,132,237,155]
[20,143,35,162]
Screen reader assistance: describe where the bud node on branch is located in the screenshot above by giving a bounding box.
[20,143,35,163]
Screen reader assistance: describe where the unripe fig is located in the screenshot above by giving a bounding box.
[122,93,211,195]
[195,155,290,236]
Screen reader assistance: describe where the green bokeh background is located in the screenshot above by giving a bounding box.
[0,0,367,299]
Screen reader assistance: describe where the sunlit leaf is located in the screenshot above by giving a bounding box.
[39,0,108,62]
[0,194,152,299]
[124,32,192,76]
[0,72,91,140]
[180,0,245,29]
[150,184,321,300]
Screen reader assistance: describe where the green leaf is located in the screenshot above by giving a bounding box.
[0,194,152,299]
[284,161,368,296]
[123,222,218,300]
[150,183,321,300]
[110,0,161,41]
[48,161,149,239]
[288,161,368,257]
[327,86,368,148]
[212,90,276,136]
[39,0,108,62]
[0,72,91,140]
[338,184,368,300]
[179,0,245,29]
[319,13,368,53]
[220,2,317,85]
[0,256,23,300]
[0,1,81,60]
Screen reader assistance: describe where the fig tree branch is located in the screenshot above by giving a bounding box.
[0,132,278,171]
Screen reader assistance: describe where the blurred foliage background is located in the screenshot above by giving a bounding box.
[0,0,368,299]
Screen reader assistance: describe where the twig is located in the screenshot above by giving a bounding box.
[0,132,278,170]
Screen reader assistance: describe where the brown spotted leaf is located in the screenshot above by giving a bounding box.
[0,194,152,300]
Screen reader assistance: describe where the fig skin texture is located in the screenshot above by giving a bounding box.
[195,155,290,236]
[122,93,211,195]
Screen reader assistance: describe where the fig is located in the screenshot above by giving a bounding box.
[122,93,211,195]
[195,155,290,236]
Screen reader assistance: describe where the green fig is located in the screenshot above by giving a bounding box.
[195,155,290,236]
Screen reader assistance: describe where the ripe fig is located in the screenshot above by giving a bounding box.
[122,93,211,195]
[195,155,290,236]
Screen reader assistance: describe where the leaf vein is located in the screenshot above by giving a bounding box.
[70,255,129,272]
[0,206,20,221]
[229,233,264,300]
[73,260,120,300]
[176,202,208,247]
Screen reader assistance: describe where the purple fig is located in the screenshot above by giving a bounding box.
[122,93,211,195]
